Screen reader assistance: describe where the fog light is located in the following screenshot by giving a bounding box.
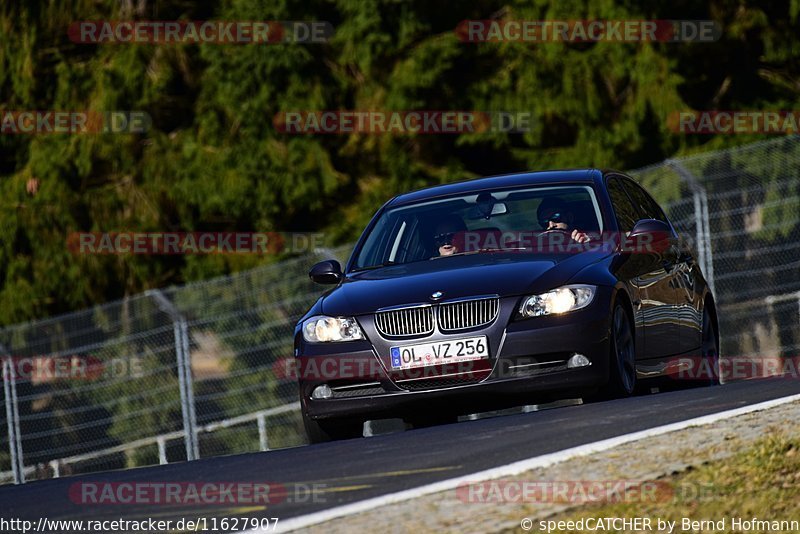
[311,384,333,399]
[567,353,591,369]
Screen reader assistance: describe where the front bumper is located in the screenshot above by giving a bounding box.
[296,287,613,421]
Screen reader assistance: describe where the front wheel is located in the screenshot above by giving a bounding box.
[593,303,637,400]
[303,413,363,444]
[404,413,458,430]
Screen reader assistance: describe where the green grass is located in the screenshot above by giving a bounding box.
[504,432,800,533]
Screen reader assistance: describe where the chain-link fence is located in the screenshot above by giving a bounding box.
[0,246,351,484]
[631,137,800,360]
[2,137,799,484]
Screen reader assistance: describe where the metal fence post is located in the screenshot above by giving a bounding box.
[666,159,716,295]
[146,289,199,461]
[178,317,199,460]
[700,187,715,295]
[157,436,168,465]
[49,460,60,478]
[257,413,269,452]
[2,357,24,484]
[692,191,707,273]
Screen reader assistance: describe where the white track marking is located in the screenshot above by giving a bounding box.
[241,392,800,533]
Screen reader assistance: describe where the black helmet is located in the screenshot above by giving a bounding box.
[434,214,467,236]
[537,197,570,227]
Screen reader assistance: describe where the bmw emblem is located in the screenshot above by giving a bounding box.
[431,291,444,300]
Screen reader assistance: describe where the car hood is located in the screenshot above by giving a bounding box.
[321,251,610,316]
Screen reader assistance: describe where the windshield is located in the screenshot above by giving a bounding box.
[353,185,604,270]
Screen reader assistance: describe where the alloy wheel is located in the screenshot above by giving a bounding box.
[612,305,636,395]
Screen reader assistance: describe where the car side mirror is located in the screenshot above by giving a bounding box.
[309,260,343,284]
[626,219,673,253]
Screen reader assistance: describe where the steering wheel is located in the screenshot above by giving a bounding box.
[539,228,572,236]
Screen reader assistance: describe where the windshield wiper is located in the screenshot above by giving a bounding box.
[352,261,396,272]
[434,248,510,258]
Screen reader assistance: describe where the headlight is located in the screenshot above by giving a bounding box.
[518,285,596,318]
[302,315,364,342]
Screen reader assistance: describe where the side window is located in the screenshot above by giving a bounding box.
[622,179,667,222]
[406,218,430,262]
[606,177,638,233]
[646,193,669,223]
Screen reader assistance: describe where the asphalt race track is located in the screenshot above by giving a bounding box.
[2,379,799,532]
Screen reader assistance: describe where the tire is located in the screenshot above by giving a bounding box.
[673,306,720,389]
[404,413,458,430]
[303,413,363,444]
[593,303,637,400]
[701,306,721,386]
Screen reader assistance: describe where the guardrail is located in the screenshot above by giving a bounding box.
[0,402,300,484]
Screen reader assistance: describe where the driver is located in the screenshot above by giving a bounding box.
[537,197,591,244]
[432,215,467,257]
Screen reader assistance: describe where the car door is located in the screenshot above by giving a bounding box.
[624,181,701,354]
[669,232,703,354]
[619,177,688,357]
[606,176,678,360]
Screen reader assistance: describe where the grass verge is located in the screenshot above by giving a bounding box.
[504,432,800,533]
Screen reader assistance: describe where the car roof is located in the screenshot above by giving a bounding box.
[386,168,609,207]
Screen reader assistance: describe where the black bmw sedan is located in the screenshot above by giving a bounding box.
[295,169,719,442]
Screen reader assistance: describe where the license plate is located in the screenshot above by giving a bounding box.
[390,336,489,370]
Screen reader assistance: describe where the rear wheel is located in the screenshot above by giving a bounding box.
[701,306,720,385]
[303,413,363,444]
